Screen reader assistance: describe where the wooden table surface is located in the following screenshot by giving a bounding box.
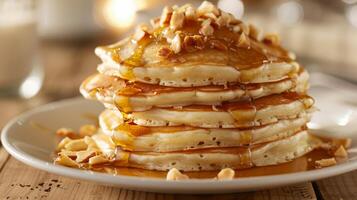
[1,19,357,199]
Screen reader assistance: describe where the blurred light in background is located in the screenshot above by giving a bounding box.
[19,64,43,99]
[276,1,304,26]
[102,0,137,29]
[342,0,357,4]
[217,0,244,19]
[346,4,357,27]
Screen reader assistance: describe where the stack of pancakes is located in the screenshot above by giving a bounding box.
[80,2,322,171]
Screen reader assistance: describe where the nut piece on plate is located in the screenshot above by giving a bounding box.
[79,124,97,137]
[76,150,97,163]
[56,128,78,139]
[64,139,88,151]
[217,168,235,180]
[334,146,348,158]
[315,158,337,168]
[89,155,109,165]
[56,137,72,151]
[166,168,189,180]
[55,154,79,168]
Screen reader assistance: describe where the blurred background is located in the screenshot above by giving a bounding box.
[1,0,357,126]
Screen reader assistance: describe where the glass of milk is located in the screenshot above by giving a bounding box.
[0,0,43,98]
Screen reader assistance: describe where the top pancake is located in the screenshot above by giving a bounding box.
[95,2,298,87]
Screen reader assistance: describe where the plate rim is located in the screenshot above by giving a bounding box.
[2,97,357,194]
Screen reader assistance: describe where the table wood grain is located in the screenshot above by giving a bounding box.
[1,18,357,199]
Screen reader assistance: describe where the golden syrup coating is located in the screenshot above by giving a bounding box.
[95,2,293,70]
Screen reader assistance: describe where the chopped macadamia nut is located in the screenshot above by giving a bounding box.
[203,12,218,20]
[89,155,109,165]
[288,51,296,60]
[56,128,78,139]
[166,168,189,180]
[222,12,236,25]
[59,150,77,158]
[217,168,235,180]
[79,124,97,137]
[84,136,98,150]
[232,25,241,33]
[334,146,348,158]
[315,158,337,168]
[237,33,250,48]
[263,33,281,46]
[160,6,173,26]
[216,12,231,27]
[184,5,196,20]
[76,150,97,163]
[57,137,72,151]
[170,10,185,30]
[200,19,214,36]
[170,34,182,53]
[64,139,87,151]
[132,27,147,42]
[55,154,78,168]
[162,28,175,43]
[197,1,219,17]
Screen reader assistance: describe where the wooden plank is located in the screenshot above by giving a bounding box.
[0,157,317,200]
[316,171,357,200]
[0,147,10,172]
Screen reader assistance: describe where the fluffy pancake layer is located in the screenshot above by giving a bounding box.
[99,108,311,152]
[97,60,299,87]
[113,93,313,128]
[91,130,321,171]
[80,69,309,112]
[95,10,296,87]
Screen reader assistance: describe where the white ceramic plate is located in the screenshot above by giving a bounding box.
[2,72,357,194]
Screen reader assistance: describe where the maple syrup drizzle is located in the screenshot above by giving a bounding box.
[114,96,132,113]
[239,148,253,168]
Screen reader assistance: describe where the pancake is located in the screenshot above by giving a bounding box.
[118,93,314,128]
[95,5,298,87]
[80,69,309,112]
[54,2,331,174]
[97,59,299,87]
[99,108,311,152]
[91,130,322,171]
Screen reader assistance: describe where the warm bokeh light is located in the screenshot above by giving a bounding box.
[102,0,137,29]
[217,0,244,19]
[347,4,357,28]
[276,1,304,26]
